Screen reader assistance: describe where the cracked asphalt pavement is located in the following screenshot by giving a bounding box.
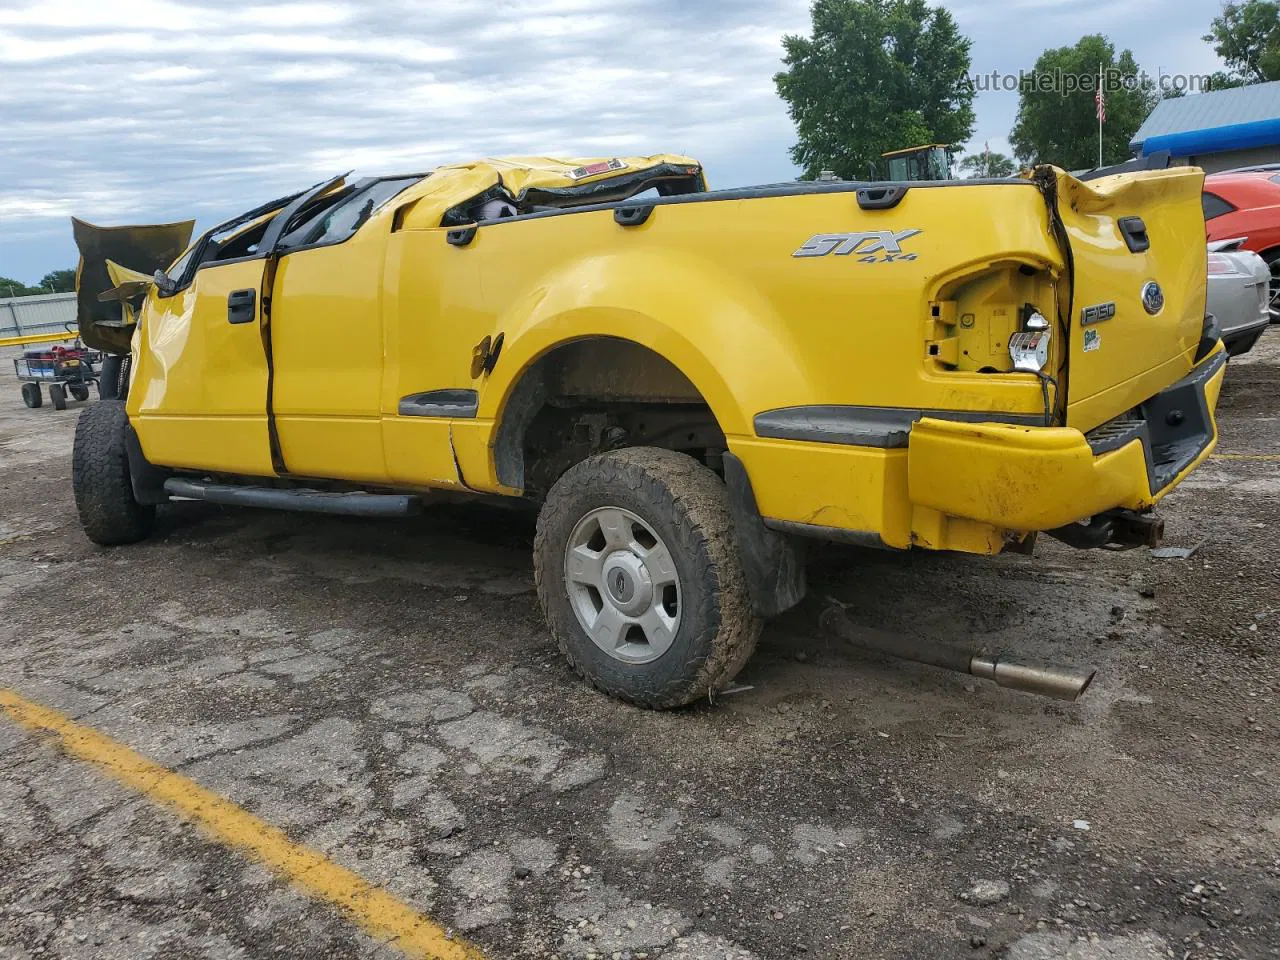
[1,336,1278,959]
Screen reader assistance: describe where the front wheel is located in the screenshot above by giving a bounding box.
[534,447,761,709]
[20,383,41,408]
[49,383,67,410]
[72,400,155,546]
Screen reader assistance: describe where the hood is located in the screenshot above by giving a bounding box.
[72,217,194,353]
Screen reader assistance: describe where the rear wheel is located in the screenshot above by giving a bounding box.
[49,383,67,410]
[72,400,155,546]
[534,447,760,709]
[69,382,90,402]
[20,383,41,408]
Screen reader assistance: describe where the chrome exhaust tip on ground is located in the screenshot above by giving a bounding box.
[967,655,1097,701]
[820,606,1098,702]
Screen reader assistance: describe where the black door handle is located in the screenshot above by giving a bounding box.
[227,289,256,324]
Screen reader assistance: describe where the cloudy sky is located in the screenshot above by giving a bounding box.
[1,0,1225,285]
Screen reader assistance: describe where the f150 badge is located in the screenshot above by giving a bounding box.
[793,229,921,262]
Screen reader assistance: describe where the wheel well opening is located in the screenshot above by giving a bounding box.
[494,337,725,497]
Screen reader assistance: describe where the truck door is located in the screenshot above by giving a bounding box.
[266,176,422,483]
[127,178,348,476]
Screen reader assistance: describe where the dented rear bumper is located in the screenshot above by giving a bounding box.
[905,347,1226,533]
[736,347,1226,555]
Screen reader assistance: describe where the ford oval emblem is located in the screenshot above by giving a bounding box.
[1141,281,1164,315]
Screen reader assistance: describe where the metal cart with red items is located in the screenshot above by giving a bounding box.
[13,332,104,410]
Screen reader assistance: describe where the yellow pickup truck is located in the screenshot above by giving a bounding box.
[71,154,1223,708]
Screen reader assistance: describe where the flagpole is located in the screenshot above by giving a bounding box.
[1097,64,1104,168]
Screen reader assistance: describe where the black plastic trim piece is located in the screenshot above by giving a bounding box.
[447,225,478,246]
[1082,348,1227,494]
[723,452,807,617]
[474,177,1033,228]
[1141,348,1225,492]
[125,424,171,506]
[763,518,892,550]
[398,389,479,418]
[1195,313,1223,362]
[164,478,421,517]
[1079,150,1171,182]
[856,185,908,210]
[1083,417,1145,456]
[259,172,352,257]
[614,204,654,226]
[753,405,1044,448]
[1224,324,1267,357]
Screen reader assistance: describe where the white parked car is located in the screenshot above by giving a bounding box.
[1208,239,1271,356]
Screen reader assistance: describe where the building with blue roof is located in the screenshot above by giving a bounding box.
[1130,81,1280,173]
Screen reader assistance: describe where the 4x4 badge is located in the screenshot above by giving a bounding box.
[793,229,921,261]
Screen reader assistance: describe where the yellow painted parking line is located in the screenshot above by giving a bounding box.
[0,689,486,960]
[1212,453,1280,461]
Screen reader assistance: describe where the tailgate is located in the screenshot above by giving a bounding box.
[1049,167,1208,431]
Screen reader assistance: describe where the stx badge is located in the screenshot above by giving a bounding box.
[793,229,922,262]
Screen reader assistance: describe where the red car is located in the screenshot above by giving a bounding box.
[1204,170,1280,322]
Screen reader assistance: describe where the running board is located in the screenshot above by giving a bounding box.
[163,479,421,517]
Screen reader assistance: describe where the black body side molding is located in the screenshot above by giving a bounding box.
[398,389,480,418]
[754,405,1043,449]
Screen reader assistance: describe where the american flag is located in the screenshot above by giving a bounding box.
[1095,83,1106,124]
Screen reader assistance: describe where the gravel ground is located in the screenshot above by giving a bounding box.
[1,335,1278,960]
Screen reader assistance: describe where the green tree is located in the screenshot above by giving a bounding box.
[1010,35,1158,170]
[958,150,1018,178]
[1206,70,1248,90]
[38,269,76,293]
[0,277,39,298]
[1205,1,1280,84]
[775,0,976,180]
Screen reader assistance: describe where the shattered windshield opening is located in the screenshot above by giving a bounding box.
[160,187,305,291]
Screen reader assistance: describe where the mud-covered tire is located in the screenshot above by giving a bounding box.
[21,383,41,408]
[534,447,761,709]
[72,400,155,546]
[98,354,131,401]
[49,383,67,411]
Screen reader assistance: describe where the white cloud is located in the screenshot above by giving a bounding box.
[0,0,1229,282]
